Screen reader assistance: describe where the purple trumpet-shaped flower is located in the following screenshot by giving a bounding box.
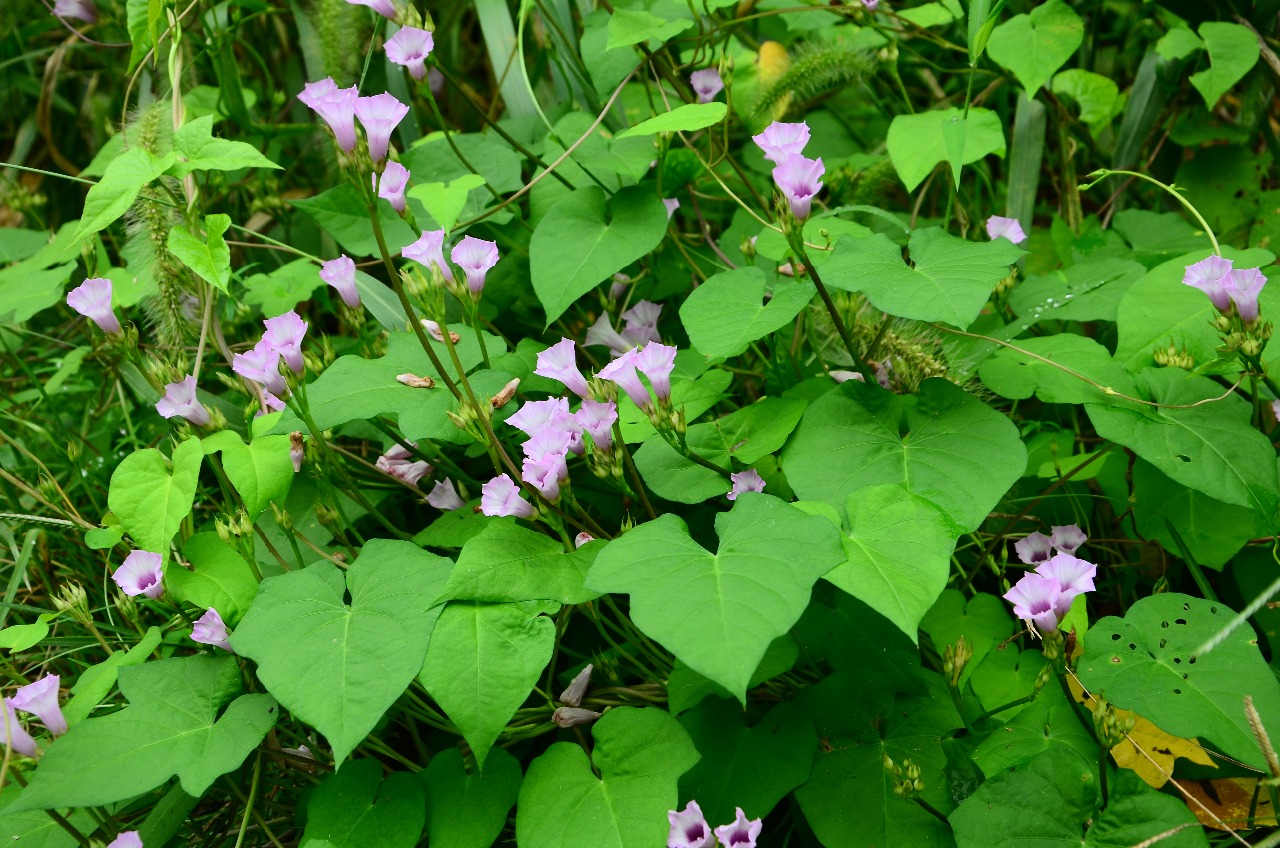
[1182,255,1235,313]
[427,478,465,510]
[10,675,67,736]
[451,236,500,297]
[523,452,568,501]
[376,160,410,212]
[690,69,724,104]
[191,608,234,652]
[355,92,409,164]
[259,391,286,416]
[523,422,580,461]
[862,0,879,9]
[635,342,677,403]
[66,277,121,335]
[1229,267,1267,325]
[622,300,663,347]
[663,197,681,220]
[1,700,38,759]
[728,469,766,501]
[714,808,763,848]
[1014,531,1053,565]
[402,229,451,278]
[320,255,361,309]
[385,26,434,80]
[585,314,632,356]
[345,0,397,19]
[263,311,308,374]
[1003,572,1063,635]
[507,397,573,437]
[772,155,825,220]
[668,801,714,848]
[113,550,164,599]
[598,349,652,408]
[376,443,433,485]
[233,338,288,397]
[1049,524,1086,554]
[576,400,617,451]
[535,338,590,399]
[107,833,143,848]
[298,78,359,152]
[481,474,535,518]
[752,121,810,164]
[156,375,211,427]
[1036,553,1097,616]
[985,215,1027,245]
[54,0,97,22]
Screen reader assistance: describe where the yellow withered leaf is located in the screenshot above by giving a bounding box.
[1176,778,1277,830]
[756,41,791,121]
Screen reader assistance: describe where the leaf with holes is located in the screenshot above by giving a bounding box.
[1079,593,1280,771]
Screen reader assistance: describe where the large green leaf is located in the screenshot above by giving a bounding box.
[920,590,1014,688]
[0,787,95,848]
[62,628,162,726]
[202,430,294,521]
[292,185,417,257]
[424,747,522,848]
[822,228,1023,329]
[979,335,1139,405]
[1189,22,1260,108]
[300,760,426,848]
[1132,458,1263,570]
[529,186,668,325]
[617,103,727,138]
[169,532,259,623]
[438,523,601,605]
[680,267,815,359]
[10,656,276,811]
[986,0,1084,95]
[606,7,691,49]
[1008,256,1146,323]
[667,636,799,715]
[586,494,844,699]
[781,379,1026,532]
[516,707,699,848]
[242,258,325,317]
[886,108,1005,192]
[231,540,453,764]
[972,682,1097,777]
[107,437,203,559]
[420,600,557,768]
[1085,368,1280,520]
[405,174,487,233]
[171,115,281,176]
[167,214,232,293]
[1078,593,1280,771]
[75,147,176,241]
[1051,69,1121,129]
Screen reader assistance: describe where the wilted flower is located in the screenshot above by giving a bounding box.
[355,92,409,164]
[985,215,1027,245]
[1182,255,1235,313]
[0,700,38,759]
[1014,532,1053,565]
[668,801,714,848]
[480,474,535,518]
[728,469,765,501]
[385,26,434,80]
[290,431,305,473]
[345,0,397,19]
[491,377,521,409]
[107,833,143,848]
[376,160,410,212]
[690,68,724,104]
[1229,267,1267,325]
[714,808,763,848]
[772,155,824,220]
[402,230,451,278]
[576,400,617,451]
[420,319,460,343]
[635,343,678,403]
[426,478,465,510]
[259,391,286,415]
[298,78,359,152]
[663,197,681,220]
[559,664,593,707]
[752,121,810,164]
[1049,524,1086,554]
[66,277,121,335]
[598,349,652,408]
[263,311,308,374]
[191,608,234,652]
[233,338,287,397]
[552,706,602,728]
[535,338,590,399]
[451,236,500,297]
[376,443,432,485]
[113,550,164,599]
[10,675,67,736]
[156,376,211,427]
[54,0,97,22]
[320,255,360,309]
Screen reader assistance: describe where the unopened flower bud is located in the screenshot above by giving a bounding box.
[1213,315,1233,333]
[397,373,436,389]
[552,706,602,728]
[53,582,90,624]
[315,503,340,530]
[216,516,232,543]
[270,502,294,532]
[559,664,593,707]
[1241,339,1262,358]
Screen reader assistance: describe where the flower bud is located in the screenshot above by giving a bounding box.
[271,502,294,532]
[1241,339,1262,358]
[559,664,593,707]
[552,706,602,728]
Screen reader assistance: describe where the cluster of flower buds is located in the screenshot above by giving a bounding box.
[668,801,762,848]
[1003,524,1097,638]
[884,755,925,799]
[1152,343,1195,370]
[942,635,973,688]
[1088,694,1135,748]
[753,121,824,221]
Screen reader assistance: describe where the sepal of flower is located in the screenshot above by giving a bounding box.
[10,674,67,736]
[298,78,359,152]
[985,215,1027,245]
[354,92,410,165]
[376,442,433,485]
[689,68,724,103]
[191,608,234,652]
[376,160,410,212]
[480,474,535,518]
[427,478,465,510]
[113,550,164,599]
[156,375,212,427]
[66,277,121,335]
[385,26,434,80]
[451,236,500,299]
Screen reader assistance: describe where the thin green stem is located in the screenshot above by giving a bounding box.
[1081,169,1221,256]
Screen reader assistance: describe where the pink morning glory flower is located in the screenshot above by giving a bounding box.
[385,26,434,81]
[54,0,97,22]
[1229,267,1267,325]
[1014,531,1053,565]
[155,375,211,427]
[1003,572,1063,634]
[985,215,1027,245]
[66,277,121,335]
[1182,255,1235,313]
[573,532,594,548]
[635,342,677,403]
[191,608,234,652]
[598,349,652,408]
[259,391,286,416]
[1036,553,1097,616]
[669,801,714,848]
[481,474,535,517]
[376,160,410,212]
[690,69,724,104]
[376,443,432,485]
[862,0,879,9]
[10,675,67,736]
[714,807,763,847]
[451,236,500,297]
[507,398,572,437]
[728,469,766,501]
[772,155,824,220]
[427,478,465,510]
[585,314,632,356]
[752,121,810,164]
[355,92,409,164]
[263,311,308,374]
[113,550,164,599]
[402,229,451,279]
[233,338,288,397]
[1049,524,1086,554]
[298,78,359,152]
[107,834,143,848]
[535,338,590,399]
[622,300,663,347]
[345,0,397,19]
[1,700,38,759]
[663,197,681,220]
[522,419,579,460]
[320,255,360,308]
[575,400,617,451]
[522,452,567,501]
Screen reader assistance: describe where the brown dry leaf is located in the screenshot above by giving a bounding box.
[1175,778,1277,830]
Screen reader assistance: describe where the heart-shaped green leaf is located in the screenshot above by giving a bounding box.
[680,267,815,359]
[300,760,426,848]
[107,438,204,559]
[406,173,487,232]
[169,532,259,623]
[1189,22,1260,108]
[886,108,1005,192]
[986,0,1084,95]
[202,430,294,520]
[167,214,232,292]
[424,747,523,848]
